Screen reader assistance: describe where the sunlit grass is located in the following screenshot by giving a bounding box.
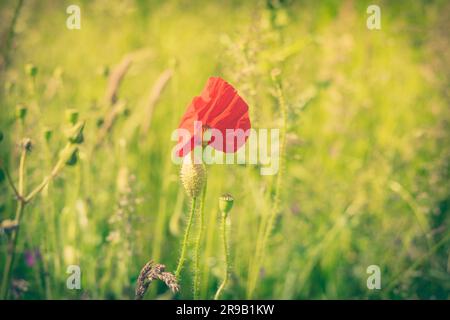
[0,0,448,299]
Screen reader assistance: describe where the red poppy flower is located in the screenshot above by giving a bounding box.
[176,77,251,157]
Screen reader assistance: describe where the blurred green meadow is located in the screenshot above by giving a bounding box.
[0,0,449,299]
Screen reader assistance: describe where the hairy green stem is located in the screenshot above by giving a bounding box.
[193,180,207,299]
[214,212,229,300]
[200,202,217,299]
[175,197,197,279]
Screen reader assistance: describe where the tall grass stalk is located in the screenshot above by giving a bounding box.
[247,72,287,298]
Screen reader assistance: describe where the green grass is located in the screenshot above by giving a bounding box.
[0,0,449,299]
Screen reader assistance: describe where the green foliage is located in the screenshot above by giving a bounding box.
[0,0,448,299]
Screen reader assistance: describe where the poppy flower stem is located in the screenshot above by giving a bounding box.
[193,178,207,299]
[175,197,197,279]
[214,211,230,300]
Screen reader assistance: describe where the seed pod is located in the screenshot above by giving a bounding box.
[219,193,234,216]
[180,159,206,198]
[67,121,85,144]
[66,109,79,125]
[25,63,38,77]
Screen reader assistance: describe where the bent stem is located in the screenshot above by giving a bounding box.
[193,180,207,299]
[214,212,230,300]
[25,144,73,202]
[1,148,27,299]
[0,143,76,299]
[1,200,25,299]
[175,197,197,279]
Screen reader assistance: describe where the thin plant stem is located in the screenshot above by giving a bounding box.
[247,74,287,299]
[200,200,217,299]
[175,197,197,279]
[0,143,75,299]
[18,147,26,195]
[0,0,24,71]
[1,200,24,299]
[0,148,27,299]
[0,163,21,200]
[193,179,207,299]
[25,144,73,202]
[214,212,229,300]
[384,233,450,293]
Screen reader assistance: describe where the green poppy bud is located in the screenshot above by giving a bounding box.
[20,138,33,152]
[96,118,104,128]
[66,148,79,166]
[43,127,53,142]
[219,193,234,216]
[121,107,130,117]
[25,63,38,77]
[66,109,79,125]
[67,121,85,144]
[98,65,110,78]
[16,104,27,121]
[180,159,206,198]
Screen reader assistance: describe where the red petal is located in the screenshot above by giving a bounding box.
[177,77,251,156]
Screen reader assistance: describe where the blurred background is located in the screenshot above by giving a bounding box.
[0,0,449,299]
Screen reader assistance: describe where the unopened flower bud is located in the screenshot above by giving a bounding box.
[219,193,234,216]
[20,138,33,152]
[98,65,110,78]
[180,158,206,198]
[43,127,53,142]
[16,104,27,121]
[66,109,79,125]
[67,121,85,144]
[0,130,3,143]
[65,148,79,166]
[96,118,104,128]
[121,107,130,117]
[25,63,38,77]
